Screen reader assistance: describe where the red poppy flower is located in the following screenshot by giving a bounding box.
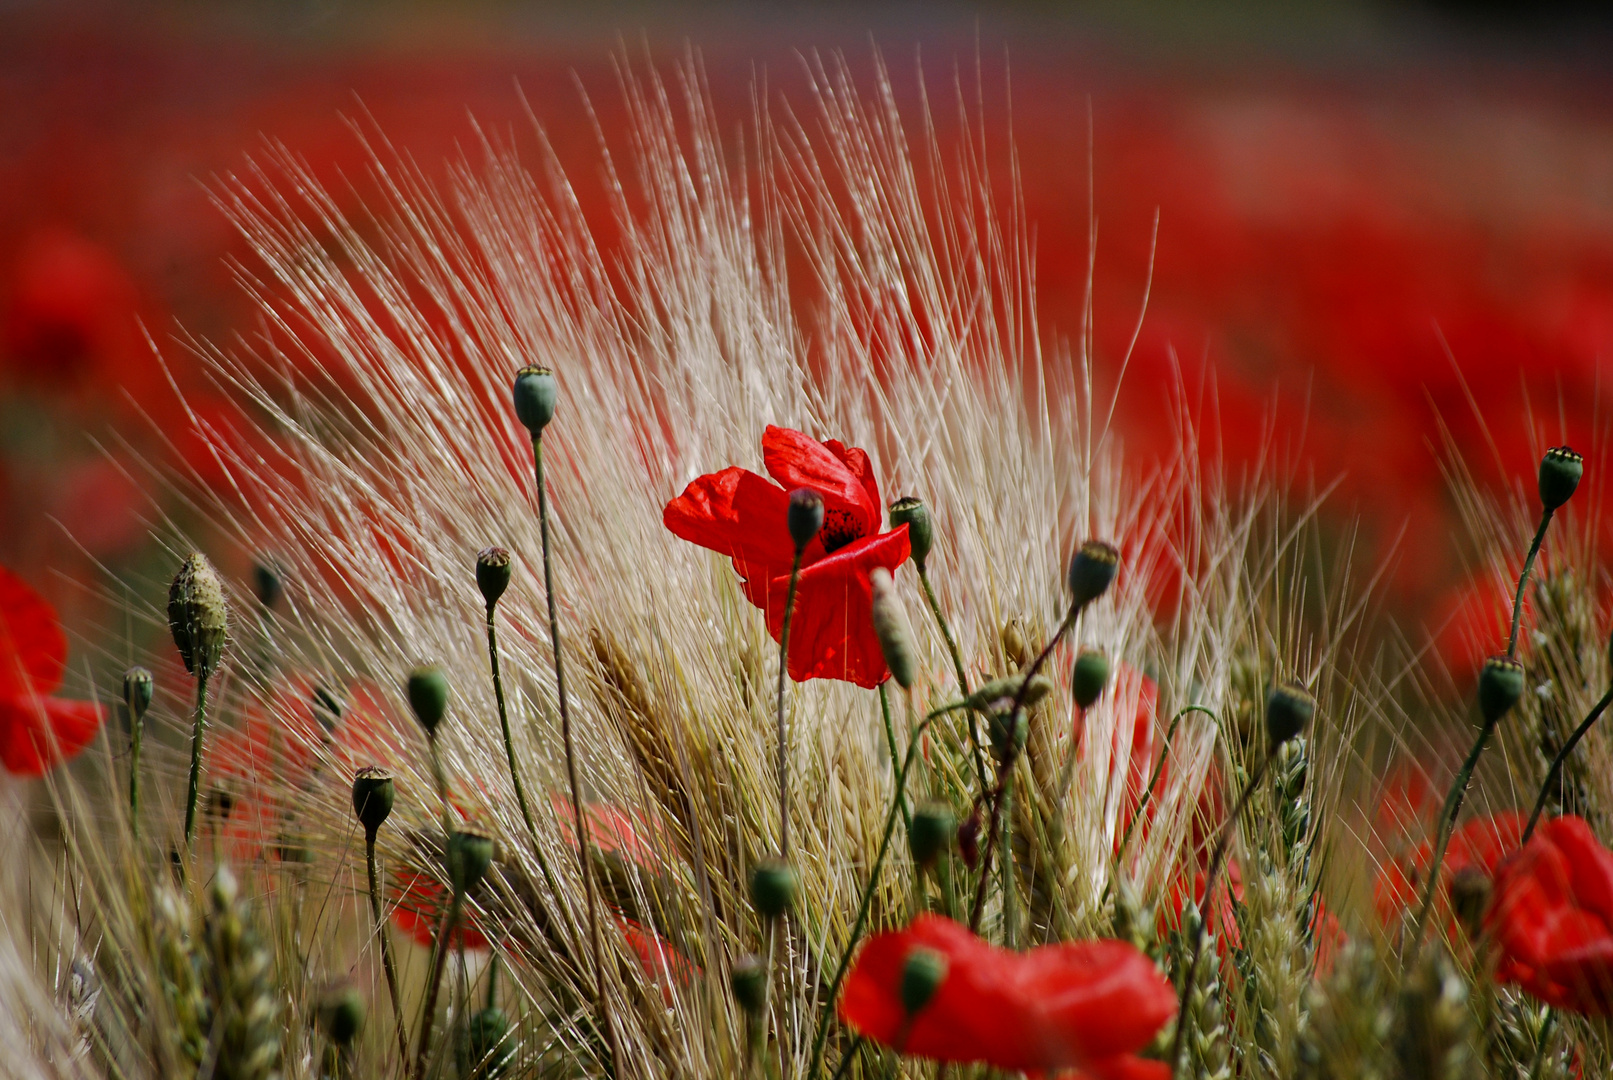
[1374,810,1525,929]
[616,917,699,1001]
[840,914,1175,1079]
[0,567,103,775]
[552,793,663,872]
[663,426,911,688]
[390,871,491,952]
[1486,815,1613,1014]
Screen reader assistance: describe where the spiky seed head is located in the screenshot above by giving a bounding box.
[407,665,450,736]
[512,365,557,436]
[122,665,153,721]
[888,496,933,569]
[957,811,981,870]
[1067,540,1120,608]
[1072,650,1111,710]
[908,801,956,869]
[168,553,228,679]
[462,1006,514,1077]
[1265,681,1315,748]
[1449,866,1492,936]
[966,673,1055,712]
[252,559,282,609]
[1539,446,1584,512]
[749,859,797,920]
[351,767,395,835]
[869,567,916,690]
[787,488,825,551]
[730,956,768,1014]
[899,947,948,1015]
[449,828,496,895]
[1477,656,1526,726]
[315,982,365,1046]
[476,546,513,608]
[989,709,1028,766]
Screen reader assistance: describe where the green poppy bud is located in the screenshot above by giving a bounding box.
[351,767,395,836]
[967,673,1055,713]
[787,488,825,551]
[512,365,558,436]
[1265,682,1315,748]
[167,553,228,679]
[869,568,916,690]
[749,859,797,920]
[461,1006,514,1077]
[1449,865,1492,936]
[253,558,283,609]
[899,947,948,1015]
[989,709,1028,765]
[889,497,933,569]
[1539,446,1584,512]
[449,828,496,895]
[730,955,769,1014]
[1478,656,1525,726]
[122,665,153,722]
[1067,540,1120,608]
[315,981,365,1046]
[1072,650,1110,710]
[477,546,513,609]
[407,665,450,736]
[908,801,956,869]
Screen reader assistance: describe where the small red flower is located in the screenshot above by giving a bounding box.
[0,567,103,775]
[1374,810,1525,929]
[663,426,911,687]
[1487,815,1613,1014]
[552,793,663,872]
[616,917,699,1001]
[390,871,491,952]
[840,914,1176,1079]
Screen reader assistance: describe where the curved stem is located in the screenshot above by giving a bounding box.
[366,829,409,1066]
[1509,509,1554,659]
[1114,705,1216,866]
[1524,684,1613,843]
[1407,717,1497,965]
[414,891,464,1080]
[488,608,566,909]
[917,566,986,789]
[777,550,804,858]
[182,671,210,851]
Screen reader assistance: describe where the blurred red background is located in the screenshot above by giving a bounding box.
[4,2,1611,666]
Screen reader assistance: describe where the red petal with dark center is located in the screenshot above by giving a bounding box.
[0,567,68,697]
[761,426,880,539]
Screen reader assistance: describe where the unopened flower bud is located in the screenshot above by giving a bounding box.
[1072,650,1110,710]
[477,546,513,609]
[1000,620,1030,669]
[989,709,1028,765]
[1539,446,1584,512]
[168,553,228,679]
[908,802,956,869]
[1265,682,1315,748]
[1067,541,1120,608]
[888,497,933,569]
[315,982,366,1046]
[1478,656,1525,726]
[869,568,916,690]
[900,947,948,1015]
[449,828,496,895]
[967,673,1055,712]
[749,859,797,920]
[957,812,981,870]
[730,955,768,1014]
[1450,865,1492,936]
[787,488,825,551]
[352,767,395,835]
[512,365,558,436]
[407,665,450,736]
[253,559,283,609]
[122,665,153,721]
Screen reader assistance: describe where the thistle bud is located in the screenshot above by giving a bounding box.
[1072,650,1110,710]
[1539,446,1584,512]
[253,559,283,609]
[787,488,824,551]
[477,546,513,609]
[869,568,916,690]
[966,673,1055,712]
[351,767,395,836]
[730,956,769,1014]
[749,859,797,920]
[889,497,933,569]
[900,947,948,1015]
[957,812,981,870]
[1450,865,1492,936]
[908,801,956,869]
[1265,682,1315,748]
[512,365,557,436]
[1477,656,1525,726]
[167,553,228,679]
[122,665,153,721]
[315,982,365,1047]
[448,828,496,895]
[407,665,450,736]
[1067,541,1120,608]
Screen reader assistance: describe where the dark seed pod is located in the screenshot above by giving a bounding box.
[122,665,154,721]
[869,568,916,690]
[512,365,558,436]
[168,553,228,679]
[407,665,450,736]
[900,947,948,1015]
[1477,656,1526,726]
[730,956,769,1014]
[908,802,956,869]
[1539,446,1584,512]
[1265,682,1315,748]
[1067,541,1120,608]
[749,859,798,920]
[312,685,343,734]
[449,828,496,895]
[787,488,825,551]
[1072,650,1111,710]
[351,767,395,835]
[888,497,934,569]
[476,546,513,609]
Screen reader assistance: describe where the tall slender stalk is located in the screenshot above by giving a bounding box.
[776,550,804,858]
[364,829,409,1065]
[414,892,464,1080]
[182,673,211,850]
[1508,510,1554,658]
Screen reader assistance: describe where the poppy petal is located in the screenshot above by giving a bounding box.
[761,426,879,538]
[0,567,68,697]
[0,694,104,775]
[664,466,799,578]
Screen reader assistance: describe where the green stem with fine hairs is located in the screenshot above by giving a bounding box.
[532,433,618,1078]
[181,672,210,851]
[365,828,409,1066]
[127,691,144,844]
[1508,509,1554,658]
[1524,684,1613,843]
[1001,772,1017,948]
[877,683,912,831]
[1407,716,1497,965]
[413,890,465,1080]
[1112,705,1218,870]
[917,565,987,789]
[777,549,805,859]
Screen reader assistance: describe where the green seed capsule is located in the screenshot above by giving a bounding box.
[749,859,798,920]
[407,665,450,736]
[477,546,513,608]
[1477,656,1525,726]
[1067,540,1120,608]
[315,982,366,1046]
[787,488,825,550]
[512,365,558,436]
[449,828,496,895]
[351,767,395,835]
[730,955,769,1014]
[122,665,154,720]
[888,497,934,569]
[1539,446,1584,512]
[1072,650,1110,710]
[1265,681,1315,748]
[908,802,956,869]
[900,947,948,1015]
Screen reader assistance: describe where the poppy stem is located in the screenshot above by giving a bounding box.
[1523,683,1613,844]
[1169,749,1272,1079]
[917,566,987,789]
[1001,773,1017,948]
[414,889,464,1080]
[1103,705,1216,904]
[532,433,619,1077]
[427,732,452,832]
[777,549,805,859]
[878,683,912,831]
[126,685,145,844]
[181,670,211,852]
[807,710,946,1080]
[1508,509,1554,659]
[364,826,409,1067]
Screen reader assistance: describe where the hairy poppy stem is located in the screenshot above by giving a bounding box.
[1508,509,1553,658]
[414,890,464,1080]
[776,549,804,858]
[127,691,145,844]
[532,433,618,1077]
[364,827,409,1066]
[1407,714,1499,966]
[917,566,987,789]
[181,671,210,852]
[1524,684,1613,843]
[1170,750,1272,1079]
[1105,705,1217,897]
[877,683,912,831]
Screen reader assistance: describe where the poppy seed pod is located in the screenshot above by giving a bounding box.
[407,665,450,736]
[1067,541,1120,608]
[253,559,282,609]
[909,802,956,869]
[989,709,1029,765]
[888,497,933,569]
[1072,650,1110,710]
[966,673,1055,713]
[351,767,395,836]
[476,546,513,609]
[512,365,557,436]
[1539,446,1584,512]
[749,859,798,920]
[167,553,228,679]
[461,1006,514,1077]
[122,665,153,721]
[869,568,916,690]
[449,828,496,895]
[1265,682,1315,748]
[1478,656,1526,726]
[787,488,825,551]
[315,982,366,1046]
[900,946,949,1016]
[730,955,769,1014]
